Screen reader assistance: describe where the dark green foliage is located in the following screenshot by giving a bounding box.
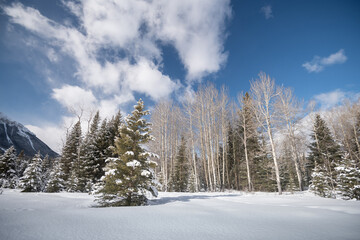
[20,152,43,192]
[60,121,82,183]
[97,99,157,207]
[349,112,360,166]
[0,146,18,188]
[172,136,189,192]
[76,111,101,192]
[252,139,275,192]
[94,112,123,181]
[307,115,342,197]
[226,123,241,190]
[307,114,342,179]
[335,156,360,200]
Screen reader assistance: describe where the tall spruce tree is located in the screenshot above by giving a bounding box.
[307,114,342,196]
[96,99,157,206]
[20,152,43,192]
[60,121,82,186]
[0,146,18,188]
[93,112,123,181]
[172,136,189,192]
[77,111,101,192]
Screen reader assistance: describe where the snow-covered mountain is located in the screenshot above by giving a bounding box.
[0,112,58,158]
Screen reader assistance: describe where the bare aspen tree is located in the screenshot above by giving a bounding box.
[150,101,171,191]
[237,92,255,191]
[250,72,282,194]
[220,86,229,190]
[183,97,199,192]
[277,87,304,191]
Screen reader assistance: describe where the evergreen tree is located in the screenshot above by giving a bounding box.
[307,114,342,191]
[77,111,101,192]
[0,146,18,188]
[46,159,66,192]
[96,99,157,206]
[107,111,122,155]
[20,152,43,192]
[60,121,82,185]
[309,163,335,198]
[252,134,276,192]
[172,136,189,192]
[15,150,28,178]
[335,155,360,200]
[93,119,111,180]
[92,114,123,182]
[349,112,360,166]
[41,155,52,191]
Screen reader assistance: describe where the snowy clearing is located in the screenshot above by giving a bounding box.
[1,190,360,240]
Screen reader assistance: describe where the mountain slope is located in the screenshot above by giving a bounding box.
[0,113,58,158]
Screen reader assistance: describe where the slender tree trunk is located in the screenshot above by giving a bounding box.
[266,118,282,195]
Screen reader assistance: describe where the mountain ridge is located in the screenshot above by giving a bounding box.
[0,112,59,158]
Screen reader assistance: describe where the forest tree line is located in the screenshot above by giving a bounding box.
[149,72,360,199]
[0,72,359,202]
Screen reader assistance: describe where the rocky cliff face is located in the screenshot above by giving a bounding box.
[0,113,58,158]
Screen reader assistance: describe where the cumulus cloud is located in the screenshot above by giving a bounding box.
[3,1,231,95]
[260,5,273,19]
[52,85,97,112]
[302,49,347,73]
[3,1,231,149]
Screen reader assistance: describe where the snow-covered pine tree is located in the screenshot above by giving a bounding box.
[20,152,43,192]
[40,154,53,191]
[15,150,28,178]
[307,114,342,193]
[349,112,360,166]
[76,111,101,192]
[107,111,123,156]
[0,146,18,188]
[93,118,110,180]
[60,121,82,186]
[96,99,157,206]
[335,155,360,200]
[172,136,189,192]
[309,162,335,198]
[45,159,66,192]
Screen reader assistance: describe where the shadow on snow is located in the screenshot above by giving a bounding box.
[148,193,242,206]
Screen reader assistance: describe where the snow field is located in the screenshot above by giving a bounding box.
[1,190,360,240]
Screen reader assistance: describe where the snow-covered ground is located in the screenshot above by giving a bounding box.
[1,190,360,240]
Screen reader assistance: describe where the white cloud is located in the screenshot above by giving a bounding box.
[313,89,360,110]
[52,85,97,112]
[3,1,231,149]
[320,49,347,65]
[151,0,231,81]
[302,49,347,73]
[260,5,273,19]
[3,0,230,99]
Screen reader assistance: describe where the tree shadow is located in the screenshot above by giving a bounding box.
[148,193,242,206]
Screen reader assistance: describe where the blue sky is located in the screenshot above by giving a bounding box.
[0,0,359,151]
